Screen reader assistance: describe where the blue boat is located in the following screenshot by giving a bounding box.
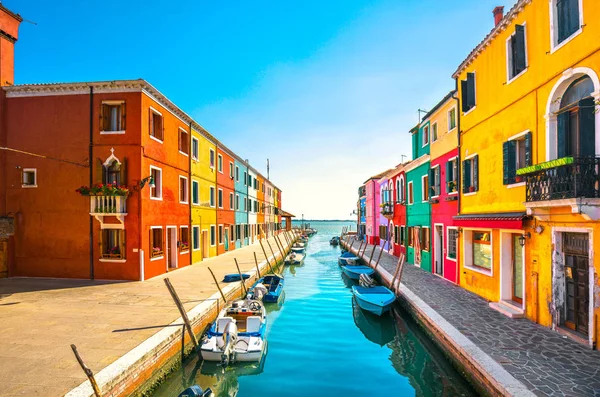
[223,273,250,282]
[341,265,375,280]
[178,385,213,397]
[351,285,396,316]
[338,251,359,266]
[247,274,284,303]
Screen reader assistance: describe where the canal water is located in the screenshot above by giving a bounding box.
[153,221,477,397]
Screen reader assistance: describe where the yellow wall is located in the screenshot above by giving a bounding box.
[191,128,217,262]
[429,97,458,160]
[457,230,501,303]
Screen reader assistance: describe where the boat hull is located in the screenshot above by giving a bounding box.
[342,265,375,280]
[338,256,358,266]
[352,286,396,317]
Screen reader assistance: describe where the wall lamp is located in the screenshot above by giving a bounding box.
[138,176,155,190]
[518,232,531,247]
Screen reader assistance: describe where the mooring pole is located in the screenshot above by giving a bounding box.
[366,243,376,266]
[259,239,275,274]
[163,278,201,356]
[71,344,102,397]
[373,244,385,271]
[207,267,227,303]
[356,240,364,256]
[266,238,277,262]
[253,252,261,278]
[233,258,247,296]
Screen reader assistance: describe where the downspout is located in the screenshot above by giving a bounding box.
[453,78,461,286]
[89,86,94,280]
[189,122,193,264]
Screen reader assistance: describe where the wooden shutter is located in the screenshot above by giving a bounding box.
[578,97,596,158]
[514,25,526,74]
[462,159,471,193]
[467,73,476,109]
[160,116,164,141]
[473,155,479,191]
[568,0,580,37]
[503,141,516,185]
[524,131,532,166]
[557,111,569,158]
[503,141,510,185]
[149,110,154,137]
[120,230,126,259]
[96,159,105,184]
[461,80,469,113]
[100,104,107,131]
[445,161,452,183]
[119,157,128,186]
[149,229,154,253]
[120,102,126,130]
[429,168,435,196]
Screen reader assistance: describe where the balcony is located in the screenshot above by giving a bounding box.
[90,195,128,225]
[520,157,600,220]
[380,202,394,217]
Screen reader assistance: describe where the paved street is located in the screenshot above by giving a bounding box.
[348,239,600,397]
[0,234,289,397]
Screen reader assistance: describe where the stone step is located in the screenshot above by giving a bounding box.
[489,301,525,319]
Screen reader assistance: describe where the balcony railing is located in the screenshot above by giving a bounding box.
[90,195,127,214]
[381,203,394,216]
[522,157,600,202]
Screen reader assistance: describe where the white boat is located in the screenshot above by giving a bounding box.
[291,243,306,253]
[338,252,359,266]
[201,299,267,365]
[284,252,305,265]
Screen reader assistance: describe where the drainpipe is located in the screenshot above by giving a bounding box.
[453,78,461,286]
[189,122,193,264]
[89,86,94,280]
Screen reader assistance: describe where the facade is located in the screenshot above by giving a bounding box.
[364,176,380,245]
[389,164,407,258]
[377,175,391,250]
[233,159,248,248]
[428,91,460,283]
[216,146,235,254]
[406,125,432,272]
[247,168,258,243]
[453,0,600,347]
[256,174,265,237]
[358,185,366,240]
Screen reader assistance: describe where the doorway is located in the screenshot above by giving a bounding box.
[562,232,589,336]
[0,239,8,278]
[434,225,443,275]
[224,228,229,251]
[202,230,209,259]
[511,234,524,304]
[166,227,177,269]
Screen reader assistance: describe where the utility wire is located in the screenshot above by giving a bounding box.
[0,146,88,168]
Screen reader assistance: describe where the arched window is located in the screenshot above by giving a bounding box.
[396,178,401,203]
[388,180,394,203]
[556,76,595,158]
[106,160,121,185]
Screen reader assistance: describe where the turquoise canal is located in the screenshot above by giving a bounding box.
[153,221,477,397]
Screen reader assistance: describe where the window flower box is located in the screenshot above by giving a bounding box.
[445,195,458,201]
[76,183,130,197]
[179,242,189,252]
[151,247,163,258]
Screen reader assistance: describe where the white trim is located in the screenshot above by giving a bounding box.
[421,174,429,202]
[463,106,477,116]
[433,223,444,274]
[431,121,438,143]
[404,154,431,172]
[446,226,458,262]
[150,226,164,261]
[507,182,526,189]
[178,128,190,157]
[191,179,199,205]
[149,165,162,201]
[549,0,584,54]
[178,175,188,204]
[21,168,37,188]
[101,100,125,105]
[100,130,126,135]
[149,135,163,144]
[499,230,526,310]
[407,181,414,205]
[217,188,223,209]
[218,224,224,245]
[166,226,178,270]
[191,137,199,161]
[179,225,190,255]
[508,129,530,141]
[99,259,127,263]
[505,22,529,85]
[422,125,430,147]
[462,228,493,277]
[447,106,457,132]
[462,72,477,116]
[217,154,223,174]
[148,106,163,116]
[192,225,200,251]
[229,192,234,210]
[209,186,216,208]
[209,148,216,169]
[431,165,440,199]
[463,192,477,197]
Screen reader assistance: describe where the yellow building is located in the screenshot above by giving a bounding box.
[454,0,599,349]
[191,125,217,261]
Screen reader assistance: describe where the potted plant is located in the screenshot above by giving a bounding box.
[468,186,475,193]
[514,175,523,183]
[447,181,456,193]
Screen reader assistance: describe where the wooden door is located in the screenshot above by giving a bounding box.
[435,226,443,275]
[0,239,8,278]
[511,235,523,304]
[563,233,589,335]
[167,228,175,268]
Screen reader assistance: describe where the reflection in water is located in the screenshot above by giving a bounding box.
[198,354,267,397]
[352,298,396,347]
[340,272,356,289]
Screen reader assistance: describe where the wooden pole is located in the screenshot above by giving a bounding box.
[163,278,201,356]
[276,234,286,254]
[394,255,406,293]
[373,243,385,270]
[361,239,369,257]
[366,243,376,266]
[259,239,275,274]
[233,258,247,296]
[266,238,277,262]
[253,252,261,277]
[390,254,403,290]
[71,344,102,397]
[273,235,284,255]
[207,267,227,303]
[356,240,364,256]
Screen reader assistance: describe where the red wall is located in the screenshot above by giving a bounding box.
[391,170,407,257]
[216,148,235,254]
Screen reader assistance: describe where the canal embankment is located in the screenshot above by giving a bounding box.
[342,237,600,397]
[0,232,297,397]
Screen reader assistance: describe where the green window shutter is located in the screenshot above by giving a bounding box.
[503,141,510,185]
[467,73,476,109]
[578,97,596,158]
[524,131,532,166]
[514,25,526,74]
[461,80,469,113]
[429,168,435,197]
[557,112,569,158]
[462,159,471,193]
[473,155,479,191]
[445,161,452,183]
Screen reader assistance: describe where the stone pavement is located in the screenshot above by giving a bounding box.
[0,234,291,397]
[347,239,600,397]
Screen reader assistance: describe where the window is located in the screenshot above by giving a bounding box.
[244,197,247,211]
[235,166,239,182]
[448,107,457,131]
[101,229,125,259]
[394,226,400,244]
[447,228,458,260]
[210,225,216,246]
[244,172,247,186]
[209,149,215,168]
[461,72,476,113]
[429,166,440,198]
[192,180,199,205]
[100,102,125,133]
[191,137,199,161]
[472,231,492,270]
[554,0,581,46]
[192,226,200,251]
[446,158,458,194]
[178,128,189,155]
[229,192,234,210]
[462,155,479,193]
[408,227,414,247]
[150,166,162,199]
[218,188,223,208]
[408,182,414,205]
[431,122,438,142]
[179,176,188,204]
[209,186,215,208]
[422,175,429,202]
[149,109,164,141]
[379,225,388,241]
[22,168,37,187]
[556,76,595,158]
[230,162,234,179]
[217,154,223,173]
[105,160,121,185]
[218,225,223,245]
[400,226,406,246]
[254,200,258,213]
[421,227,430,251]
[507,25,527,81]
[236,225,241,241]
[230,225,234,242]
[503,132,532,185]
[235,194,239,210]
[180,226,189,252]
[422,125,429,146]
[150,227,164,258]
[254,178,258,189]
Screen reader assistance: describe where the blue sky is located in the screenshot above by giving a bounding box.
[10,0,514,220]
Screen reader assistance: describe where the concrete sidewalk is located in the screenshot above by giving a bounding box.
[0,234,291,397]
[346,239,600,397]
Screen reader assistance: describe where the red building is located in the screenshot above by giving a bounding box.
[216,146,236,254]
[389,164,408,257]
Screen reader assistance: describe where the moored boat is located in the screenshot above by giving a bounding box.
[284,252,305,265]
[338,251,359,266]
[223,273,250,282]
[178,385,213,397]
[247,274,284,303]
[351,285,396,316]
[291,243,306,253]
[201,299,267,365]
[329,236,340,246]
[341,265,375,280]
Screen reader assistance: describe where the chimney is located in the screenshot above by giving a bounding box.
[0,4,22,86]
[493,6,504,27]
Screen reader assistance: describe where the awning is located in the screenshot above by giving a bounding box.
[453,212,526,230]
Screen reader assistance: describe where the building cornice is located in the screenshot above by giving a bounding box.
[452,0,531,79]
[403,154,430,173]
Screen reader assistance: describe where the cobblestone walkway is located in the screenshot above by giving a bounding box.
[347,240,600,397]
